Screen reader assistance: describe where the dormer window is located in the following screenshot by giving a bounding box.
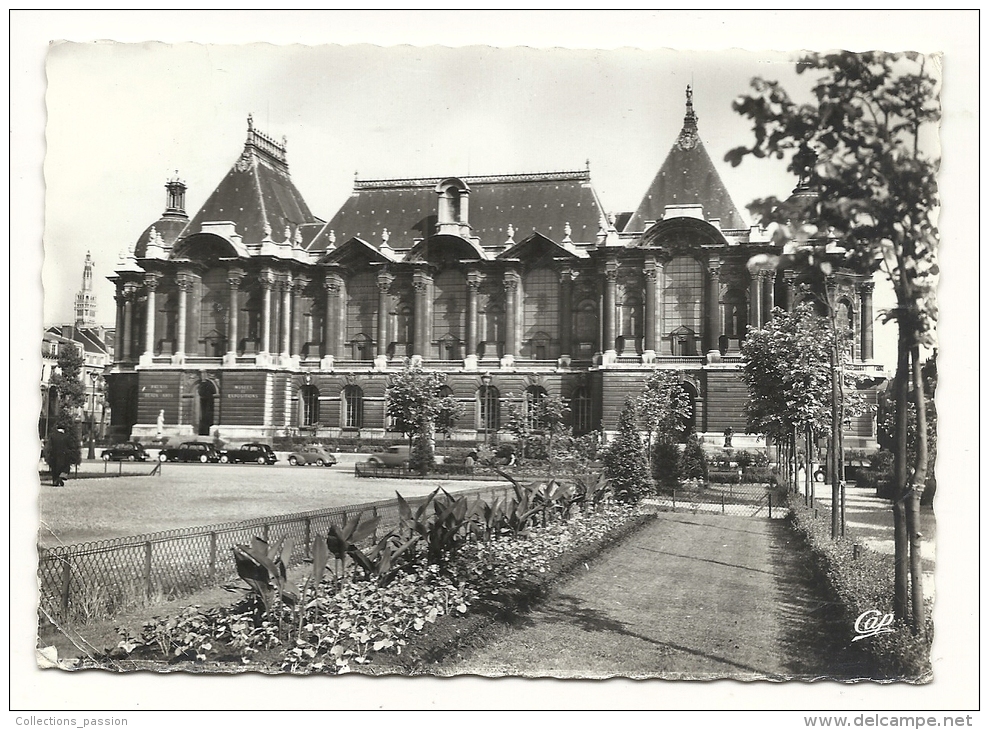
[435,177,470,236]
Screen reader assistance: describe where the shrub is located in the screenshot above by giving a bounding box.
[785,494,931,681]
[603,397,651,504]
[679,433,708,482]
[735,450,753,470]
[409,430,435,475]
[859,449,895,498]
[651,436,680,489]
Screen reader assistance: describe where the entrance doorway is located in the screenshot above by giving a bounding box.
[196,380,217,436]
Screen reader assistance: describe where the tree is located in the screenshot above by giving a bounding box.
[385,361,453,474]
[48,345,86,466]
[679,432,708,482]
[505,391,568,463]
[740,302,832,501]
[636,370,693,452]
[603,397,651,504]
[728,51,940,633]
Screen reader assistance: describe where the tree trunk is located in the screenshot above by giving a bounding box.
[831,343,841,539]
[806,426,814,505]
[892,321,910,623]
[908,344,928,634]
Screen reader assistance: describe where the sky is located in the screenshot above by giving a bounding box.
[41,42,816,326]
[11,9,979,713]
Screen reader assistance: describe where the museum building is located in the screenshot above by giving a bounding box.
[104,89,883,447]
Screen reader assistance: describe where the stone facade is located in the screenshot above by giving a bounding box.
[105,92,883,449]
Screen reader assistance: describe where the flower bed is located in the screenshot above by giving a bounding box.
[785,494,932,682]
[99,475,648,675]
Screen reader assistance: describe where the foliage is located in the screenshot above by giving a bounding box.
[651,435,680,489]
[857,449,895,497]
[229,536,299,618]
[740,303,832,441]
[49,345,86,465]
[386,361,454,473]
[678,433,709,482]
[636,370,692,449]
[786,495,931,680]
[603,397,652,504]
[504,392,569,462]
[110,486,643,674]
[728,51,940,629]
[877,354,938,503]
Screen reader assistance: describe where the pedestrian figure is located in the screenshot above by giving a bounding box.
[47,426,72,486]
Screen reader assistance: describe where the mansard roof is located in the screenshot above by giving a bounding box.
[180,118,321,251]
[625,87,747,233]
[309,169,605,255]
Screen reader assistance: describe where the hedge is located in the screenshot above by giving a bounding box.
[785,493,932,682]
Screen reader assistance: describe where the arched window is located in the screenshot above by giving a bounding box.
[570,387,592,436]
[346,272,377,357]
[524,385,549,431]
[395,304,413,358]
[723,288,748,339]
[477,385,500,431]
[301,384,320,426]
[350,333,372,361]
[480,303,504,359]
[618,293,643,354]
[522,268,559,359]
[199,268,228,356]
[662,257,704,344]
[343,385,364,429]
[836,298,855,358]
[574,298,599,358]
[433,269,465,358]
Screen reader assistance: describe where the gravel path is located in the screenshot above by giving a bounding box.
[438,512,871,680]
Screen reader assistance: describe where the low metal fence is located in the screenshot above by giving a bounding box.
[38,483,514,627]
[648,482,789,519]
[354,461,502,480]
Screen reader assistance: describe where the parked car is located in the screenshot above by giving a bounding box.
[287,445,337,467]
[365,445,444,468]
[101,442,149,462]
[158,441,222,463]
[219,443,278,465]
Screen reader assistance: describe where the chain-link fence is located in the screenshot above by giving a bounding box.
[38,483,514,626]
[647,481,789,519]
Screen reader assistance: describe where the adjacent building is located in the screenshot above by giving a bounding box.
[103,89,883,449]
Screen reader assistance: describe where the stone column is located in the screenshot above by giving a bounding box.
[859,281,875,361]
[465,271,481,370]
[320,274,339,370]
[280,277,292,362]
[259,270,274,363]
[558,269,574,366]
[173,272,193,364]
[783,270,797,312]
[602,261,618,363]
[762,270,776,321]
[121,283,136,362]
[502,271,520,367]
[412,271,429,359]
[706,258,722,357]
[749,269,763,329]
[654,258,666,356]
[643,260,657,362]
[336,278,347,362]
[375,271,393,370]
[113,284,125,364]
[222,269,244,366]
[139,274,160,366]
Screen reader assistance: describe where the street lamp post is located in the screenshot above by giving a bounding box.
[87,372,103,460]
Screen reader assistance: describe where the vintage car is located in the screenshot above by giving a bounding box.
[100,442,150,462]
[286,445,337,467]
[157,441,222,463]
[219,443,278,465]
[366,445,445,468]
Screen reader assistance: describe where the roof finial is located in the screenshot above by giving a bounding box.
[506,224,515,244]
[676,84,700,150]
[328,229,336,249]
[380,228,391,250]
[563,222,572,243]
[247,114,254,134]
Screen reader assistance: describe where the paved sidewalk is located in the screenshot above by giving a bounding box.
[440,512,872,680]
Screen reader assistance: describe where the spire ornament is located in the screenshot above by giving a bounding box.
[675,84,700,150]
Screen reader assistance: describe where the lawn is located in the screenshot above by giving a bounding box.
[37,462,494,547]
